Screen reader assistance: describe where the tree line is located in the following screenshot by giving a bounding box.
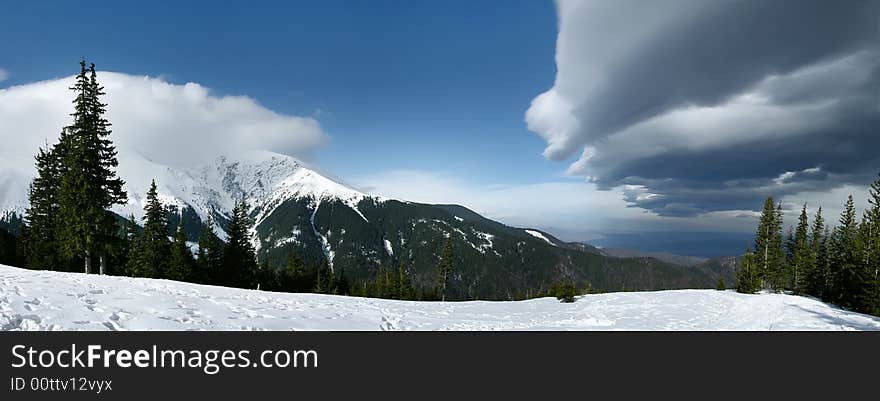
[736,178,880,316]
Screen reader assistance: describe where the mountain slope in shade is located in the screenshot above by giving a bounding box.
[2,265,878,331]
[1,151,736,299]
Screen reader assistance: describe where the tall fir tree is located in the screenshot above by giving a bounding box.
[829,195,861,309]
[195,221,223,285]
[129,180,170,278]
[281,247,309,292]
[168,223,194,282]
[398,261,413,300]
[221,200,258,288]
[790,204,811,294]
[735,247,760,294]
[754,197,785,291]
[314,258,332,294]
[57,60,127,274]
[436,237,455,301]
[861,175,880,314]
[24,146,64,270]
[805,207,827,298]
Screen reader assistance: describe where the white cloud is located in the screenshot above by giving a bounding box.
[0,72,327,171]
[0,69,8,82]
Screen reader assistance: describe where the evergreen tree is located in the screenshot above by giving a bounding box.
[24,146,64,270]
[829,195,861,309]
[785,226,795,289]
[314,258,332,294]
[805,207,828,298]
[790,204,811,294]
[129,180,170,278]
[221,201,258,288]
[168,223,194,281]
[754,197,785,291]
[862,175,880,314]
[436,237,455,301]
[716,276,726,291]
[195,221,223,284]
[735,247,760,294]
[397,261,413,300]
[334,266,350,296]
[280,247,309,292]
[57,60,127,274]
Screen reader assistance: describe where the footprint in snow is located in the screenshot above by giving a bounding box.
[103,320,124,331]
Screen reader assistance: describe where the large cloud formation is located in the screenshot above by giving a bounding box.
[527,0,880,216]
[0,72,328,207]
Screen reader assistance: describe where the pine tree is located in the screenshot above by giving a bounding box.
[25,146,63,270]
[716,276,726,291]
[829,195,861,309]
[195,221,223,284]
[281,248,309,292]
[805,207,827,298]
[754,197,785,291]
[130,180,170,278]
[862,175,880,314]
[790,204,811,294]
[736,247,760,294]
[436,237,455,301]
[334,266,350,296]
[314,258,332,294]
[221,201,258,289]
[785,225,795,289]
[57,60,127,275]
[168,223,194,282]
[397,261,413,300]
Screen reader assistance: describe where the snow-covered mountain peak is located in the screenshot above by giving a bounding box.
[110,150,386,225]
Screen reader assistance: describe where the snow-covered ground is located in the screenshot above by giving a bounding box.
[2,264,879,331]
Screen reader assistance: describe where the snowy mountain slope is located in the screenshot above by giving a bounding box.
[1,264,878,331]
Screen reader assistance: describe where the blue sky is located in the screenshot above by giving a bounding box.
[0,0,561,184]
[2,1,877,257]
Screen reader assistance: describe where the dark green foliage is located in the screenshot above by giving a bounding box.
[195,221,223,284]
[396,262,414,300]
[221,201,258,289]
[862,176,880,315]
[716,276,726,291]
[57,61,127,274]
[828,195,862,309]
[435,237,455,301]
[358,262,420,300]
[790,204,811,294]
[754,197,785,291]
[127,180,170,278]
[25,146,64,270]
[736,248,760,294]
[277,248,311,292]
[313,258,332,294]
[0,228,16,266]
[551,280,578,303]
[805,208,828,298]
[168,223,194,281]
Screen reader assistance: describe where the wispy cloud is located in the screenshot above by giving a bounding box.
[0,68,8,82]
